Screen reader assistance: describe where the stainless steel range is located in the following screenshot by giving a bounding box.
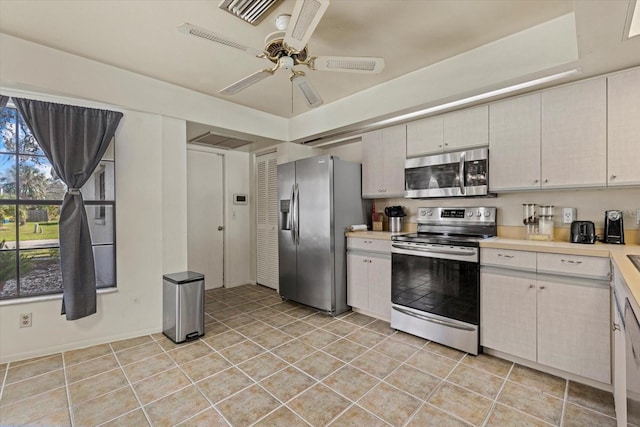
[391,206,497,355]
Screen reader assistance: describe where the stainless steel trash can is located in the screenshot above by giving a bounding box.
[162,271,205,343]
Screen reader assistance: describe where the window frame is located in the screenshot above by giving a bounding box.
[0,104,117,300]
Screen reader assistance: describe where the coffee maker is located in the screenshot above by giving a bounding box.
[603,210,625,244]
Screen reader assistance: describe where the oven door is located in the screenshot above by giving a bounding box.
[391,243,479,325]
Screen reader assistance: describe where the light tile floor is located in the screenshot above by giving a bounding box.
[0,284,617,426]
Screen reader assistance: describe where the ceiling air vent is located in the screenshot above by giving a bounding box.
[218,0,283,26]
[190,132,252,150]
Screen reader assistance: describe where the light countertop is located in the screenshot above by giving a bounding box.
[481,237,640,311]
[345,231,401,240]
[345,231,640,308]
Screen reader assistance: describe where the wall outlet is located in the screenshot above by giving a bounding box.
[19,313,32,328]
[562,208,577,224]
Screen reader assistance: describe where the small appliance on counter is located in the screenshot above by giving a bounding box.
[570,221,597,244]
[604,210,625,244]
[522,204,555,240]
[384,206,405,233]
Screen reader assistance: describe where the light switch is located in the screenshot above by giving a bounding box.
[562,208,576,224]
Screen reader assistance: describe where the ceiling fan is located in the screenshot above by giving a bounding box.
[178,0,385,108]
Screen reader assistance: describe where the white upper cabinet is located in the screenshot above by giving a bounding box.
[362,125,406,198]
[541,78,607,189]
[406,115,443,157]
[608,67,640,186]
[443,105,489,151]
[406,106,488,157]
[489,93,541,191]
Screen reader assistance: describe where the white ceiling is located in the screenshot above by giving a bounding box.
[0,0,639,143]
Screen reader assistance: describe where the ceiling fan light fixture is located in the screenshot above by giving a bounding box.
[291,72,323,107]
[219,0,283,25]
[275,14,291,31]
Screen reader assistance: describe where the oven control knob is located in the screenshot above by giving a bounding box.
[467,211,473,217]
[426,209,433,216]
[484,211,491,217]
[475,210,482,217]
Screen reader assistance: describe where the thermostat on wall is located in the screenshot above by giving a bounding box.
[233,194,248,205]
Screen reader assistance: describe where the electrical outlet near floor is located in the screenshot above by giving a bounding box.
[19,313,32,328]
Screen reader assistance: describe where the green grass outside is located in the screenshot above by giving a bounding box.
[0,221,59,243]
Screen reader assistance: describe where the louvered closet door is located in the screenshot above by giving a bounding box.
[256,152,279,290]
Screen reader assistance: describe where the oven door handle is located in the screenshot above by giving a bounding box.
[392,306,476,331]
[392,243,476,256]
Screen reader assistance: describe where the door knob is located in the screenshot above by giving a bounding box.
[218,226,224,231]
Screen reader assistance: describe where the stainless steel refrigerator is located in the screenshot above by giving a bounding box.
[278,155,367,315]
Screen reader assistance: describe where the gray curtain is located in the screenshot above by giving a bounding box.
[14,98,123,320]
[0,95,9,109]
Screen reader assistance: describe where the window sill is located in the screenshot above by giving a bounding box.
[0,287,117,307]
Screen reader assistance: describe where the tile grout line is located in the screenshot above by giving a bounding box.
[559,379,569,427]
[0,361,8,403]
[108,339,154,426]
[479,357,515,427]
[61,352,76,427]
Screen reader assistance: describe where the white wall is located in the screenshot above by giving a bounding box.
[0,108,176,362]
[0,34,255,362]
[0,33,288,143]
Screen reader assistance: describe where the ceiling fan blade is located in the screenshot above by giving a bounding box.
[312,56,385,73]
[291,73,323,108]
[220,69,274,95]
[177,23,264,57]
[284,0,330,52]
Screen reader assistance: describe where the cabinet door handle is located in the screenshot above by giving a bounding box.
[533,179,539,184]
[444,143,449,147]
[438,144,442,148]
[539,286,546,290]
[529,284,535,289]
[610,175,616,179]
[561,259,582,265]
[497,253,514,259]
[612,322,621,331]
[543,179,548,183]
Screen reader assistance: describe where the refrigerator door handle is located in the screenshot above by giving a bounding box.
[290,184,296,244]
[294,183,300,245]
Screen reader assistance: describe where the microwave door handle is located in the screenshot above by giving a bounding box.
[459,151,466,195]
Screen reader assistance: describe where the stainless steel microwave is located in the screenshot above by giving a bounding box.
[404,148,489,198]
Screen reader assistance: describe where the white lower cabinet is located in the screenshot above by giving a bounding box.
[480,249,611,384]
[536,279,610,384]
[347,238,391,320]
[480,271,537,361]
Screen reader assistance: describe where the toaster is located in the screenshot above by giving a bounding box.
[570,221,596,244]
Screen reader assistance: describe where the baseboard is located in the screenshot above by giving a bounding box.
[483,348,612,392]
[0,326,162,364]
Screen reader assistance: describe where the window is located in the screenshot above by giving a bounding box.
[0,103,116,300]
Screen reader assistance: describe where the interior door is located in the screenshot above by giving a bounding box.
[187,148,224,290]
[256,152,278,290]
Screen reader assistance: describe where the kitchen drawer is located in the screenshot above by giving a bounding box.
[537,253,610,280]
[347,238,391,253]
[480,248,536,271]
